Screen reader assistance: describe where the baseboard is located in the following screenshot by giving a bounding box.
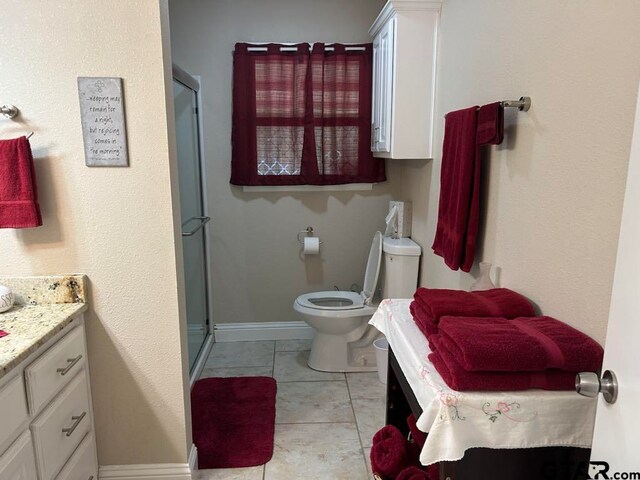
[99,445,197,480]
[98,464,192,479]
[214,321,314,342]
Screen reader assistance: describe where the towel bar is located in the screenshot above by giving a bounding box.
[1,104,19,119]
[501,96,531,112]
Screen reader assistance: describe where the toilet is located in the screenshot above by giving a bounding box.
[294,232,421,372]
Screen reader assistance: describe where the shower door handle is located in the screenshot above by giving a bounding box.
[181,216,210,237]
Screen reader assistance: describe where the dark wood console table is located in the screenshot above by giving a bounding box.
[385,347,591,480]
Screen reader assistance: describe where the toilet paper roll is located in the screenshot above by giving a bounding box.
[303,236,320,255]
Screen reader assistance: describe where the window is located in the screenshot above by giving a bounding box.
[231,43,386,186]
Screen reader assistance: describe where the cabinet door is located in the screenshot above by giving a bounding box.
[371,33,381,152]
[377,17,395,154]
[0,431,38,480]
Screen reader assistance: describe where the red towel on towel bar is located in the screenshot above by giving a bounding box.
[0,136,42,228]
[437,316,604,373]
[432,106,478,271]
[429,334,577,391]
[413,288,535,325]
[432,103,504,271]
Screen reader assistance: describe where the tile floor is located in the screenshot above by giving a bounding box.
[195,339,386,480]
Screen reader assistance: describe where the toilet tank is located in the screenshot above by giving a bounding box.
[381,237,422,298]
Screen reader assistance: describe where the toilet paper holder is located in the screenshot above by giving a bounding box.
[297,226,323,245]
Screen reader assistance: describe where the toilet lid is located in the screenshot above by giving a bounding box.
[361,231,382,305]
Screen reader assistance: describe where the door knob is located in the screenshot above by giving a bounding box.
[575,370,618,404]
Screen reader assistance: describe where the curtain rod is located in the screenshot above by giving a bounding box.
[244,43,367,53]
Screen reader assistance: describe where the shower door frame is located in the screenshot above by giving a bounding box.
[173,63,215,388]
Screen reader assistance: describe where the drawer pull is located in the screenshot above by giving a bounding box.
[62,411,87,437]
[56,354,83,375]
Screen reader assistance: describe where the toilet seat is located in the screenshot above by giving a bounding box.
[296,291,365,311]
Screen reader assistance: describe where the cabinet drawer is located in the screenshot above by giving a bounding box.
[0,375,29,455]
[54,432,97,480]
[0,431,38,480]
[32,370,91,480]
[25,325,85,414]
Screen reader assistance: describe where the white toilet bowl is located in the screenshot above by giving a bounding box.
[294,232,383,372]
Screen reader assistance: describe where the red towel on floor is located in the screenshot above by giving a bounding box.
[429,335,576,391]
[412,288,535,330]
[438,316,604,373]
[370,426,411,479]
[0,330,8,338]
[0,136,42,228]
[432,106,478,271]
[397,466,433,480]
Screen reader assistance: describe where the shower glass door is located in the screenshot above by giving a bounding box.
[173,69,210,372]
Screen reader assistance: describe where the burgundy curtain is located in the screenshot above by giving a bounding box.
[231,43,385,186]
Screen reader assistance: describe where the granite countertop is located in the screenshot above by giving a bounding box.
[0,275,88,380]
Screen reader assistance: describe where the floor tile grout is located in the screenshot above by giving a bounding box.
[199,340,383,480]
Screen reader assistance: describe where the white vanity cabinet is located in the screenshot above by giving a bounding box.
[0,317,97,480]
[370,0,441,159]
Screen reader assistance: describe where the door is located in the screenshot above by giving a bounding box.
[173,71,210,372]
[588,84,640,477]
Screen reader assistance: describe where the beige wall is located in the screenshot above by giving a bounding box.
[168,0,401,325]
[396,0,640,343]
[0,0,191,466]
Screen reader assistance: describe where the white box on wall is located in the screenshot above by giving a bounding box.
[389,201,412,238]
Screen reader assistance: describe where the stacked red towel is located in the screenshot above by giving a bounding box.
[0,330,8,339]
[428,316,604,391]
[411,288,535,338]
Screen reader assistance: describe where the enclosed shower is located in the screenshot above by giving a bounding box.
[172,64,213,380]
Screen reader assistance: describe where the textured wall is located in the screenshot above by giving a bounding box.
[0,0,191,466]
[395,0,640,343]
[168,0,401,326]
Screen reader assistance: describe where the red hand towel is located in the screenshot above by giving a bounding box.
[437,316,604,373]
[370,434,410,480]
[0,136,42,228]
[476,102,504,144]
[432,106,478,271]
[413,288,535,325]
[429,335,576,391]
[0,330,8,338]
[396,466,434,480]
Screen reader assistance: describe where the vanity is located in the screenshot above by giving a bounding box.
[0,276,96,480]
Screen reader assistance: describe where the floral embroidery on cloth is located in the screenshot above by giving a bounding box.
[481,401,538,423]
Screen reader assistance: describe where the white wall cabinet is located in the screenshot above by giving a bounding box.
[370,0,441,159]
[0,318,97,480]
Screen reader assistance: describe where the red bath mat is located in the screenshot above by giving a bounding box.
[191,376,277,469]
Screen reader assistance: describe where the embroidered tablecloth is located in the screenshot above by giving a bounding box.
[369,299,597,466]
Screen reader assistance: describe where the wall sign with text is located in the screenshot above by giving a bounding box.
[78,77,129,167]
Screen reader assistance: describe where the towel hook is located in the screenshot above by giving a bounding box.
[1,105,19,119]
